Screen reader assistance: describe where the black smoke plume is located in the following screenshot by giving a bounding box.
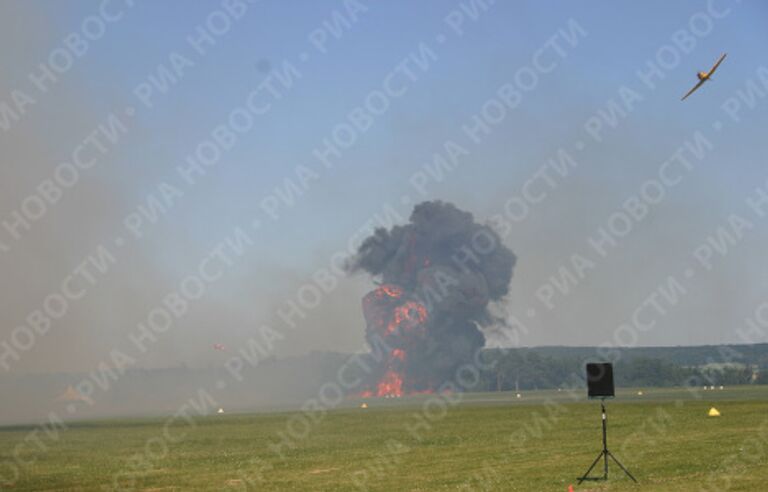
[348,201,516,395]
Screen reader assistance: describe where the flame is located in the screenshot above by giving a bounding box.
[360,285,430,397]
[376,284,403,299]
[387,301,428,334]
[376,369,403,397]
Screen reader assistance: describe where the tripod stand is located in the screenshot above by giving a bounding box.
[578,399,637,484]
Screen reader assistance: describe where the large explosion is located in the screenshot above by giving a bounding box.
[348,201,516,397]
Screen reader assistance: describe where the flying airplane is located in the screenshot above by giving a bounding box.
[681,53,727,101]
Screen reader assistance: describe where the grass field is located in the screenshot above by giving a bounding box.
[2,386,768,491]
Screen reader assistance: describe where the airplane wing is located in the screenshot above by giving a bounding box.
[681,79,706,101]
[708,53,727,76]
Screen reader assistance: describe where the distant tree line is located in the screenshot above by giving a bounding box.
[474,349,759,391]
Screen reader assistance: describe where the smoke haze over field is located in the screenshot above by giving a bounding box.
[1,1,768,424]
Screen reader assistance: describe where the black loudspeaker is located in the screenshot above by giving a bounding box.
[578,362,637,483]
[586,363,614,398]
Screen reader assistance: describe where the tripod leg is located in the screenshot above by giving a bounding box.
[577,451,605,484]
[607,450,638,483]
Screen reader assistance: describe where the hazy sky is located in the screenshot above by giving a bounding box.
[2,0,768,374]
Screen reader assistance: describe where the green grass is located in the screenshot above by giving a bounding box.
[3,386,768,491]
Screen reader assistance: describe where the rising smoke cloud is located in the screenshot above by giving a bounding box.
[347,200,516,395]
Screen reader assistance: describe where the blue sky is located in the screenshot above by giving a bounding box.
[2,0,768,372]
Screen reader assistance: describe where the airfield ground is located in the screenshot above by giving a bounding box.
[2,386,768,491]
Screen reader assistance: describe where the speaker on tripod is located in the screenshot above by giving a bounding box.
[578,363,637,484]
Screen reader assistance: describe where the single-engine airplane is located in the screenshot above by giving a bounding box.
[681,53,727,101]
